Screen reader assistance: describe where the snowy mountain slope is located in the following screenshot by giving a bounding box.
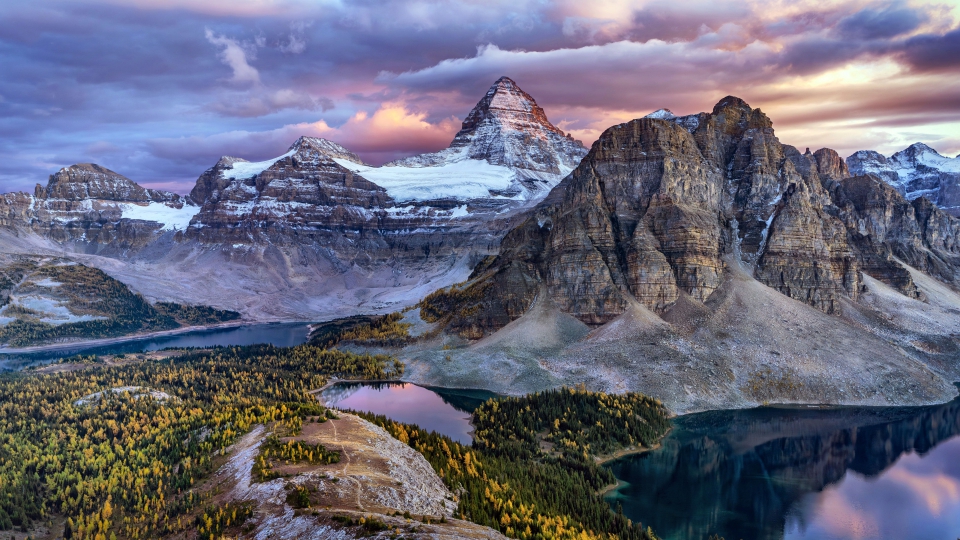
[383,77,587,202]
[847,143,960,215]
[332,156,520,202]
[0,164,199,251]
[184,78,590,234]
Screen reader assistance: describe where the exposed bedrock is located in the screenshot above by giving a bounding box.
[427,96,960,336]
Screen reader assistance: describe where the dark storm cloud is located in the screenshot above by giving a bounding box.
[898,26,960,71]
[835,2,928,40]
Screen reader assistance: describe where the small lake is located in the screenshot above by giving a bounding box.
[605,394,960,540]
[321,382,498,444]
[0,322,312,371]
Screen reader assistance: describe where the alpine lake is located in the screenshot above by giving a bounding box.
[4,324,958,540]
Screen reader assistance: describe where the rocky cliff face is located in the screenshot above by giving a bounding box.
[425,97,960,338]
[179,135,515,288]
[0,164,198,253]
[186,136,391,246]
[847,143,960,216]
[399,96,960,414]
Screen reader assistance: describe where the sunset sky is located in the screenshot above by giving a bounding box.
[1,0,959,194]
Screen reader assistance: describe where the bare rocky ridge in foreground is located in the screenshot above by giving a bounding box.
[399,96,960,413]
[210,415,507,540]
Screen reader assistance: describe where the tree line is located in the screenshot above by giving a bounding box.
[0,262,239,347]
[355,387,670,540]
[0,343,402,539]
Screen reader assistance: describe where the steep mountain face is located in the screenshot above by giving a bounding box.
[428,97,960,335]
[0,164,197,253]
[185,136,391,246]
[402,96,960,412]
[847,143,960,216]
[383,77,587,201]
[177,135,517,289]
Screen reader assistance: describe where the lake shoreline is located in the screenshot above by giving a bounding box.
[0,320,302,355]
[310,379,407,406]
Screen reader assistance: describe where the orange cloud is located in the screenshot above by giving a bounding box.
[293,103,462,163]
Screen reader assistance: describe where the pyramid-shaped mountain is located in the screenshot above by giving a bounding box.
[387,77,587,188]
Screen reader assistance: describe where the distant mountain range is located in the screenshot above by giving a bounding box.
[847,143,960,216]
[0,77,586,320]
[1,78,958,412]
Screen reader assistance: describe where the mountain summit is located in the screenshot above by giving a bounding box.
[847,143,960,216]
[385,77,587,199]
[408,94,960,412]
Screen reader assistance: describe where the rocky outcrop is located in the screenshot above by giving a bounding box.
[186,136,391,246]
[0,164,198,253]
[425,96,960,336]
[847,143,960,216]
[43,163,180,203]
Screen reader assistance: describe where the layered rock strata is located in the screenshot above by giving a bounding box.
[425,97,960,338]
[0,164,196,253]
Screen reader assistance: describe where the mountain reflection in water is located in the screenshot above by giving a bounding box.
[321,382,498,445]
[606,394,960,540]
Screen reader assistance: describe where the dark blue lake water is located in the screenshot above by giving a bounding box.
[605,395,960,540]
[0,322,312,370]
[321,382,498,444]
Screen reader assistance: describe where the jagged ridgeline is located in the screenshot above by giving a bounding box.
[0,258,239,347]
[421,96,960,336]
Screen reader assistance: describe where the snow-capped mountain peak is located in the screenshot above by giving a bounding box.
[382,76,588,202]
[288,136,367,165]
[847,143,960,215]
[644,108,677,120]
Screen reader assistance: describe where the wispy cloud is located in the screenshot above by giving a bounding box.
[204,28,260,85]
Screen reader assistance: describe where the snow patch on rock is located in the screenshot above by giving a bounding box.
[225,150,296,180]
[334,158,518,202]
[120,202,200,230]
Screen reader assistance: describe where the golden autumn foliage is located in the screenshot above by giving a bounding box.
[0,343,401,538]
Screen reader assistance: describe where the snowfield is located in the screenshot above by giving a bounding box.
[120,202,200,230]
[225,150,295,180]
[334,158,520,202]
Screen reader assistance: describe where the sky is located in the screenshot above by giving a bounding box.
[1,0,959,195]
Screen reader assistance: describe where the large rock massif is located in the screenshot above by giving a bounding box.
[0,78,585,320]
[401,97,960,413]
[385,76,587,200]
[427,97,960,334]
